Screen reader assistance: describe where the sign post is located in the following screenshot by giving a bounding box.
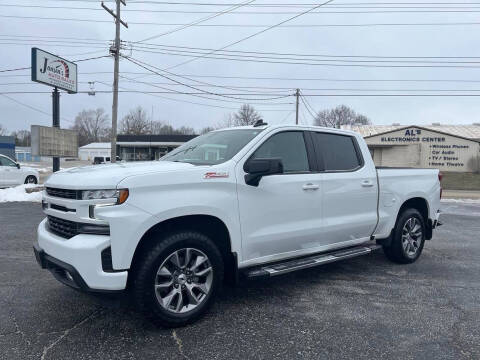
[31,48,78,172]
[52,88,60,171]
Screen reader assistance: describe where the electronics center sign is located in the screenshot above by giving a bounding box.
[365,127,480,172]
[31,48,77,93]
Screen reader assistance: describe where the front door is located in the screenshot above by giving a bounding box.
[236,130,323,265]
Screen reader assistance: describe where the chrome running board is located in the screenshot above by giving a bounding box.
[243,243,381,279]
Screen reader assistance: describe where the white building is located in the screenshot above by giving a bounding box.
[342,124,480,173]
[78,142,111,161]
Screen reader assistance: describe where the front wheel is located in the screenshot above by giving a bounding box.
[383,208,426,264]
[131,231,224,327]
[25,175,37,184]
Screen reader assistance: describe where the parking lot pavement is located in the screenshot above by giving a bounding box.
[0,203,479,360]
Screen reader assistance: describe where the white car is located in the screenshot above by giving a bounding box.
[0,154,39,187]
[34,123,442,327]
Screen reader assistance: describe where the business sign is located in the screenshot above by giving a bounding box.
[31,48,78,93]
[31,125,79,158]
[366,127,480,172]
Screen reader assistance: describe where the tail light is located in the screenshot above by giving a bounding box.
[438,172,443,199]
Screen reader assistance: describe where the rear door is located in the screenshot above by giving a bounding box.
[310,131,378,245]
[236,130,323,264]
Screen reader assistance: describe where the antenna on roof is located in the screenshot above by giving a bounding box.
[253,119,268,127]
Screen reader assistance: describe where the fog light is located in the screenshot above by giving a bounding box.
[42,200,48,210]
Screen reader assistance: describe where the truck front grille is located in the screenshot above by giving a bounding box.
[46,187,80,200]
[47,216,79,239]
[47,216,110,239]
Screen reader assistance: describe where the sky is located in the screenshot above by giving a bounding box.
[2,0,480,133]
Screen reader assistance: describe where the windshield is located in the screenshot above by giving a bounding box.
[161,129,264,165]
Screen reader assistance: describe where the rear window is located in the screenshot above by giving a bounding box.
[311,132,362,171]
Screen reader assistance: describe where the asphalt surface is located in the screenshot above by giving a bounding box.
[0,201,479,360]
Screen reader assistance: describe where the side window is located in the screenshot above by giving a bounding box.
[251,131,310,173]
[0,156,16,167]
[312,132,362,171]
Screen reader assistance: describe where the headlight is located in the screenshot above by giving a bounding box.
[82,189,129,204]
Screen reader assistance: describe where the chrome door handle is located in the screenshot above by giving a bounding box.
[302,183,319,190]
[361,180,374,187]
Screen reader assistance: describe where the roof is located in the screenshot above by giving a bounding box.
[341,124,480,140]
[117,134,197,143]
[79,142,111,149]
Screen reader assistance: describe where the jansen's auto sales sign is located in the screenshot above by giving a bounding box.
[31,48,77,93]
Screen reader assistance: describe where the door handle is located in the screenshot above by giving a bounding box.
[361,180,374,187]
[302,183,319,191]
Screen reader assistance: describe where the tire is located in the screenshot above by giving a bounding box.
[131,230,224,327]
[24,175,37,184]
[383,208,426,264]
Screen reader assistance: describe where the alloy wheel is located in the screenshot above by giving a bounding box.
[401,217,423,258]
[154,248,213,314]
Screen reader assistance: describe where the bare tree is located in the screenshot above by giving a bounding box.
[10,130,31,146]
[119,106,150,135]
[199,126,215,134]
[314,105,371,128]
[232,104,262,126]
[0,124,7,136]
[216,105,263,129]
[149,121,196,135]
[72,108,111,146]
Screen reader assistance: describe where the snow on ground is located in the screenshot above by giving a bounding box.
[441,198,480,204]
[0,185,43,203]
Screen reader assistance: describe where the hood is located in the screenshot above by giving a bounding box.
[45,161,195,189]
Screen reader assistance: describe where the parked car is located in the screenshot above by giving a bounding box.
[93,156,121,165]
[34,123,442,327]
[0,154,39,188]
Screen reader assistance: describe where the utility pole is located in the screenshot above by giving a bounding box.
[295,88,300,125]
[102,0,128,163]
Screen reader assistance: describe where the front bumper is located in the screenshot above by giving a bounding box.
[35,219,128,291]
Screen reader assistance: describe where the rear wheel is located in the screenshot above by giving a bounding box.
[25,176,37,184]
[131,231,224,327]
[383,208,426,264]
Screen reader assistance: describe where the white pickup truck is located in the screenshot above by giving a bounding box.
[34,123,442,327]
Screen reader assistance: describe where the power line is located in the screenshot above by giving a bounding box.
[6,90,480,97]
[5,70,480,85]
[300,94,317,120]
[7,1,480,4]
[131,47,480,68]
[0,94,74,123]
[136,0,257,43]
[124,55,293,101]
[0,34,111,42]
[165,0,335,70]
[0,55,109,75]
[112,21,480,28]
[84,80,295,111]
[8,81,480,93]
[134,42,480,60]
[6,2,480,11]
[0,66,30,73]
[119,74,293,104]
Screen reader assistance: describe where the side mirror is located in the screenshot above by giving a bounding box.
[16,163,20,169]
[244,158,283,186]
